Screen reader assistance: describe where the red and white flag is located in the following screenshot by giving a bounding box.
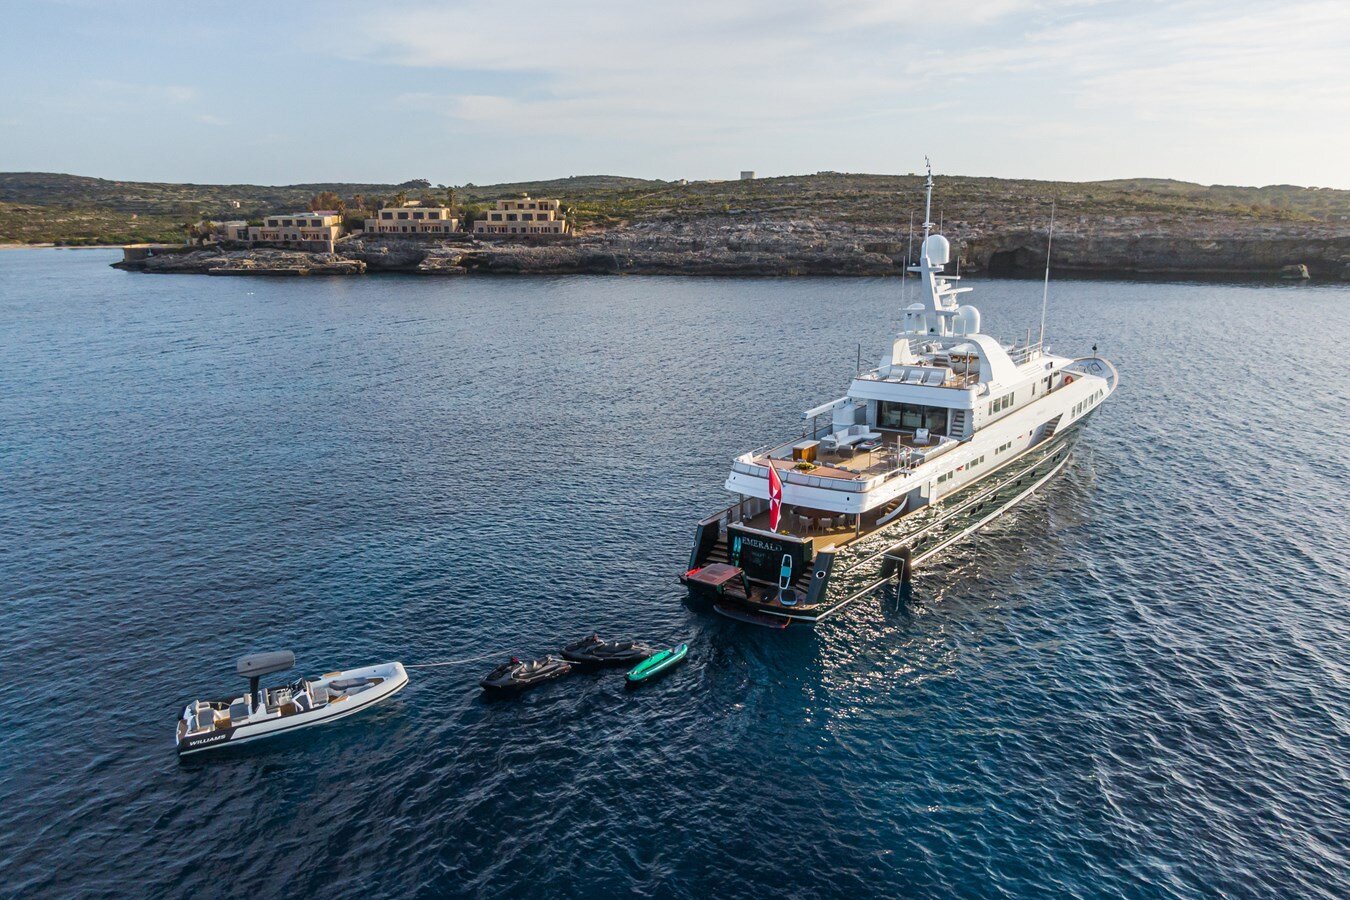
[768,462,783,532]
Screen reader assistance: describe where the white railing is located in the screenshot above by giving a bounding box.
[738,421,837,463]
[855,338,1046,382]
[1006,340,1045,366]
[732,435,957,493]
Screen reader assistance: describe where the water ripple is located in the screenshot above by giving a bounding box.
[0,252,1346,898]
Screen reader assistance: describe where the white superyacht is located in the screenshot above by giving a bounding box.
[681,166,1118,626]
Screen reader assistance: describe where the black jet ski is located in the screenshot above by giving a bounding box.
[479,655,573,692]
[561,635,656,667]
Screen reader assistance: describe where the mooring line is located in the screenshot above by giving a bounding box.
[405,651,504,669]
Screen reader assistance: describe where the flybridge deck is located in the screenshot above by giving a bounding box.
[681,163,1118,627]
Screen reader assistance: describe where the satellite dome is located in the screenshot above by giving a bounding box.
[956,304,981,335]
[923,234,950,265]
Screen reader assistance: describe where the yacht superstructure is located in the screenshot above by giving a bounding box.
[681,166,1118,626]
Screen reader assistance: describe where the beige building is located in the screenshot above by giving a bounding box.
[365,204,460,235]
[473,196,570,235]
[214,220,251,242]
[248,212,342,252]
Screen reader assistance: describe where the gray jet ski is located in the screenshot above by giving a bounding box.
[480,655,573,692]
[561,635,656,667]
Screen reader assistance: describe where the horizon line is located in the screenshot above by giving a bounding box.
[2,169,1340,194]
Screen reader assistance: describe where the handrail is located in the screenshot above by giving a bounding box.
[855,337,1046,382]
[697,501,742,528]
[854,365,978,388]
[1006,340,1045,366]
[838,440,1057,575]
[732,435,958,493]
[739,421,837,462]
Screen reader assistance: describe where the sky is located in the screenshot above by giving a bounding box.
[1,0,1347,188]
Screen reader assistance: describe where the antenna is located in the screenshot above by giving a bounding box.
[903,210,915,305]
[922,158,934,241]
[1038,200,1056,348]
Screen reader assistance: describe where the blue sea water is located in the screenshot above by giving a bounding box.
[1,249,1347,898]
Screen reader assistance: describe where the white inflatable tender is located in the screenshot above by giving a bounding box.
[175,652,408,756]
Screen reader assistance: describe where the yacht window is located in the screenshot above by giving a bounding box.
[878,402,947,435]
[989,393,1014,414]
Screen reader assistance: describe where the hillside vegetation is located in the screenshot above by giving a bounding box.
[1,170,1347,246]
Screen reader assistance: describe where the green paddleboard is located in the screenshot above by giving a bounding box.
[625,643,688,684]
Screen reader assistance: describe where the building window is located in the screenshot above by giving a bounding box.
[491,213,502,221]
[381,212,393,220]
[397,212,409,220]
[506,214,517,221]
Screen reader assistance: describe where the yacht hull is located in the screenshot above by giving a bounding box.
[685,420,1088,627]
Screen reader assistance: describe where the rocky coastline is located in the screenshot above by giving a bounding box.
[112,218,1350,281]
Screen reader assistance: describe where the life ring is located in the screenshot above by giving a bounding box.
[1063,374,1074,385]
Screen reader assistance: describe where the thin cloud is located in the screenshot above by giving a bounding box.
[348,0,1040,141]
[88,80,197,104]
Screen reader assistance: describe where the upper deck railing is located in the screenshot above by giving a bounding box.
[857,337,1047,387]
[855,367,979,388]
[1006,339,1045,366]
[732,434,958,493]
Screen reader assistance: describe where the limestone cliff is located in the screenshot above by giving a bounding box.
[114,219,1349,280]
